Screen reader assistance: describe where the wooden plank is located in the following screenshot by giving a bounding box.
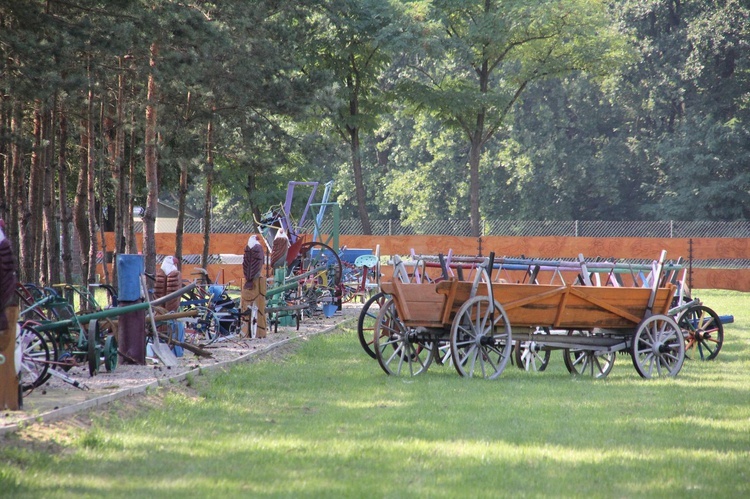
[380,281,445,325]
[654,285,676,315]
[568,287,644,325]
[379,281,409,321]
[440,282,678,330]
[439,279,459,325]
[492,285,569,313]
[553,287,571,327]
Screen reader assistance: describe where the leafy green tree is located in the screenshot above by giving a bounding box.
[615,0,750,220]
[305,0,404,234]
[400,0,632,235]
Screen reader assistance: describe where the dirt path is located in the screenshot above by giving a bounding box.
[1,306,358,435]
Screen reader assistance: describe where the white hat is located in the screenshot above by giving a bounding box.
[248,235,259,248]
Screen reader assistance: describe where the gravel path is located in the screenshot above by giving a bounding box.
[1,305,359,434]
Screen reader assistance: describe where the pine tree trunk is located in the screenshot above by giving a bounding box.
[10,100,24,276]
[86,87,98,284]
[0,91,6,222]
[43,99,60,285]
[202,117,214,270]
[175,91,190,265]
[22,101,43,283]
[32,107,45,283]
[113,55,127,285]
[126,101,137,255]
[74,112,90,284]
[176,158,187,263]
[143,42,159,276]
[58,107,74,285]
[98,172,110,285]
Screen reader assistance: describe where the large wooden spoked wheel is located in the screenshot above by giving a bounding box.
[515,327,551,372]
[432,339,452,366]
[372,298,434,376]
[357,292,388,359]
[677,304,723,361]
[631,314,685,378]
[449,296,512,379]
[562,330,615,378]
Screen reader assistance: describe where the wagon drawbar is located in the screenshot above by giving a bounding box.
[372,250,685,379]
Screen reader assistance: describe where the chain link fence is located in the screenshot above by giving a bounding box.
[166,218,750,238]
[125,218,749,272]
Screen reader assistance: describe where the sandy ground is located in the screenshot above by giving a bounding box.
[1,305,359,434]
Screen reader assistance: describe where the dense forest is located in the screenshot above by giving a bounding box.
[1,0,748,285]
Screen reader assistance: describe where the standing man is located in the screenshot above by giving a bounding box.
[0,220,20,410]
[241,235,267,338]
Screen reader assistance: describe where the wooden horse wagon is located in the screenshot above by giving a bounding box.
[372,251,684,379]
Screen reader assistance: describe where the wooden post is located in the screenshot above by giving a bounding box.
[0,306,20,410]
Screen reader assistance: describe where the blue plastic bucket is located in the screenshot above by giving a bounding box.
[323,303,337,318]
[116,254,144,301]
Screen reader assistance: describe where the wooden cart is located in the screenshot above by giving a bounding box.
[373,252,684,379]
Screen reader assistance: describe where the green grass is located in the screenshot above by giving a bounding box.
[2,289,749,498]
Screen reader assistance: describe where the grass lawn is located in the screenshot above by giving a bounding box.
[1,289,749,498]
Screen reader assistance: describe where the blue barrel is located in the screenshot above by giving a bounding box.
[117,254,144,301]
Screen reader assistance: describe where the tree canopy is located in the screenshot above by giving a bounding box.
[1,0,748,283]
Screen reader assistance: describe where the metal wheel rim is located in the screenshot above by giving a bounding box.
[88,321,100,376]
[290,242,343,292]
[18,327,51,391]
[104,335,118,372]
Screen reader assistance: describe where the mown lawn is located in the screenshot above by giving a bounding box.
[1,289,748,498]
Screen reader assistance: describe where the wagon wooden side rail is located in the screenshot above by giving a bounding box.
[373,252,684,380]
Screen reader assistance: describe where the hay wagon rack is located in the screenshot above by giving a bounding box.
[373,250,685,379]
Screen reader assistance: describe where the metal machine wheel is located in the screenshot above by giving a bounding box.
[677,304,723,361]
[449,296,512,379]
[289,242,343,292]
[373,298,434,376]
[357,292,387,359]
[196,307,222,344]
[562,330,615,378]
[631,314,685,378]
[515,327,551,372]
[103,335,118,372]
[18,326,51,392]
[88,320,100,376]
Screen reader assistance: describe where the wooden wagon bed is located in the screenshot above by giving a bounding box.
[375,269,684,380]
[379,279,675,331]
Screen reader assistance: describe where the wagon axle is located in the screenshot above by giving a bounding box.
[479,335,496,347]
[693,330,711,341]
